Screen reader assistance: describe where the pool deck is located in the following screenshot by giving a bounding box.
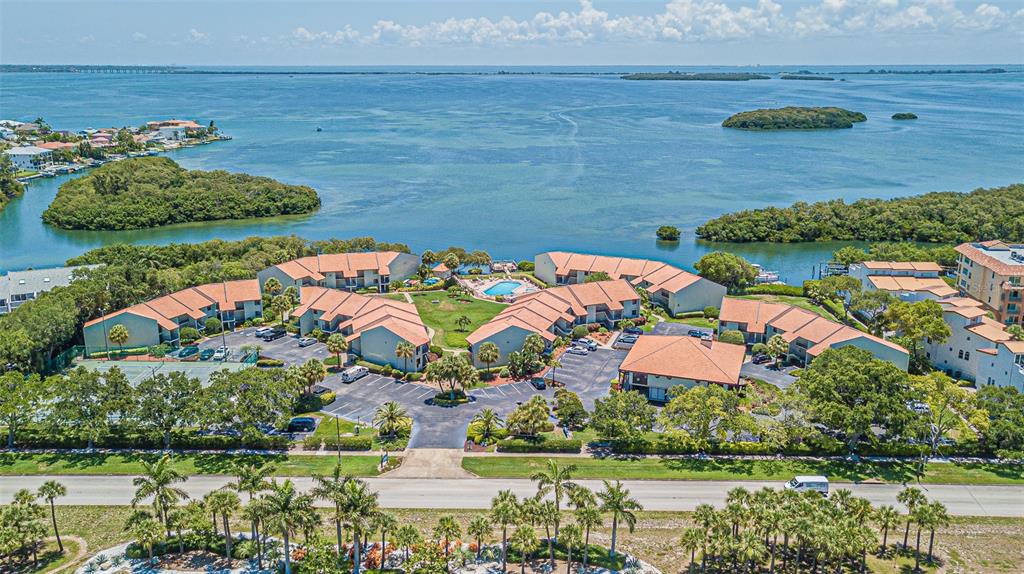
[467,277,538,301]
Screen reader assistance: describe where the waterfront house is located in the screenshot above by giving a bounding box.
[292,286,429,371]
[925,297,1014,383]
[718,298,909,370]
[619,335,746,402]
[4,145,53,170]
[83,279,262,351]
[257,251,420,295]
[977,340,1024,392]
[0,265,93,315]
[954,241,1024,325]
[36,141,79,151]
[534,251,725,315]
[147,119,204,141]
[848,260,954,302]
[467,279,640,367]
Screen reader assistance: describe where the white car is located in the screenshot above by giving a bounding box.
[298,337,318,347]
[566,346,589,356]
[578,338,599,351]
[212,346,229,361]
[254,326,273,337]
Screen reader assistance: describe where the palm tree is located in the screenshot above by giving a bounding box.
[299,358,327,395]
[395,341,416,376]
[263,277,283,297]
[897,487,927,549]
[131,454,189,536]
[467,515,492,561]
[259,479,315,574]
[393,524,422,561]
[108,324,129,356]
[597,480,642,557]
[272,295,292,324]
[231,462,273,541]
[206,489,241,565]
[456,315,472,332]
[560,522,583,574]
[924,501,949,565]
[873,505,900,555]
[37,480,66,552]
[490,489,520,573]
[536,499,558,566]
[131,517,165,565]
[241,502,266,570]
[680,528,704,573]
[341,478,380,574]
[372,511,399,564]
[736,531,765,574]
[471,409,504,444]
[573,502,601,572]
[510,525,539,574]
[531,459,577,538]
[434,515,462,561]
[373,401,409,439]
[766,334,789,368]
[911,504,931,572]
[477,342,500,379]
[547,358,562,386]
[327,333,348,371]
[312,464,350,558]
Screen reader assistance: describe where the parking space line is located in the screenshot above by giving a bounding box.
[376,380,393,390]
[416,389,433,399]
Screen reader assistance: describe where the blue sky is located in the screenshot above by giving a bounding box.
[2,0,1021,65]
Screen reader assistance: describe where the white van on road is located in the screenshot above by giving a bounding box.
[341,366,369,383]
[784,475,829,496]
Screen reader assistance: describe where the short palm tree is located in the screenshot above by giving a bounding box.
[680,528,705,573]
[131,454,189,536]
[206,489,241,565]
[477,342,500,379]
[574,502,602,571]
[299,358,327,394]
[108,324,129,355]
[510,524,539,574]
[456,315,472,332]
[393,523,422,561]
[131,517,165,565]
[37,480,66,552]
[312,463,350,558]
[258,479,315,574]
[597,480,642,557]
[372,511,399,563]
[471,409,504,444]
[434,515,462,560]
[241,502,266,570]
[531,459,577,537]
[231,462,273,541]
[560,522,583,574]
[490,489,520,573]
[263,277,282,297]
[467,515,492,561]
[925,501,949,565]
[327,333,348,370]
[395,341,416,376]
[373,401,409,439]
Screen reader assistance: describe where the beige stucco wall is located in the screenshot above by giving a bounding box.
[533,253,559,285]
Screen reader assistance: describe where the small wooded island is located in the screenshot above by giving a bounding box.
[892,112,918,120]
[621,72,770,81]
[722,107,867,130]
[42,156,321,230]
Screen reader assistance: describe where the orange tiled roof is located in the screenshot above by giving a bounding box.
[620,336,745,386]
[294,286,428,346]
[955,242,1024,276]
[861,261,943,272]
[542,251,706,294]
[270,252,402,281]
[84,279,260,331]
[866,275,956,298]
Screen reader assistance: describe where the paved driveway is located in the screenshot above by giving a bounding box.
[650,321,713,337]
[741,361,799,388]
[320,348,626,448]
[197,328,331,367]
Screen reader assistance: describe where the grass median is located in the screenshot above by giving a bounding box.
[461,456,1024,485]
[0,452,391,477]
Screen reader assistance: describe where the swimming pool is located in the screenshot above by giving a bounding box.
[484,280,522,296]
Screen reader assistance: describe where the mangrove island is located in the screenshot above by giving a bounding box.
[621,72,770,81]
[42,156,321,230]
[892,112,919,120]
[722,107,867,130]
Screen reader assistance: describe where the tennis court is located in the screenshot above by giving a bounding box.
[77,359,248,386]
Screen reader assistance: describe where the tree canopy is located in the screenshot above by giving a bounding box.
[694,251,758,291]
[722,107,866,130]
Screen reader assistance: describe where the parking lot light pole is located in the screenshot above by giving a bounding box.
[335,416,342,464]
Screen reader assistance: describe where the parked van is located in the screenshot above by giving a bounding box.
[341,366,369,383]
[784,475,829,496]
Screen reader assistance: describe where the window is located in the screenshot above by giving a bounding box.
[964,351,970,361]
[958,350,964,359]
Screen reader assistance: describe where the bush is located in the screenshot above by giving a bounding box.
[429,345,444,357]
[251,317,264,327]
[719,330,746,345]
[740,284,804,297]
[656,225,681,241]
[499,367,510,378]
[293,392,335,414]
[257,358,285,368]
[586,323,601,333]
[180,327,201,345]
[306,435,373,451]
[432,390,469,406]
[469,268,482,275]
[703,306,720,319]
[204,317,223,334]
[517,261,535,271]
[571,325,589,340]
[148,344,170,358]
[497,438,582,453]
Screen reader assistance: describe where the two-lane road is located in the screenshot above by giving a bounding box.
[2,476,1021,516]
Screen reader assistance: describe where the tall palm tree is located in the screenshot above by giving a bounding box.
[510,525,539,574]
[897,487,927,550]
[569,486,601,571]
[299,358,327,395]
[467,515,493,561]
[231,462,273,540]
[206,489,241,565]
[680,528,704,573]
[372,511,399,564]
[597,480,642,557]
[873,505,900,555]
[434,515,462,562]
[490,489,520,573]
[924,501,949,565]
[736,531,765,574]
[258,479,315,574]
[341,478,380,574]
[535,499,558,567]
[477,342,500,379]
[395,341,416,376]
[471,409,504,444]
[531,459,577,537]
[241,502,266,570]
[373,401,409,439]
[37,480,66,552]
[312,464,349,559]
[326,333,349,371]
[131,454,189,536]
[560,522,583,574]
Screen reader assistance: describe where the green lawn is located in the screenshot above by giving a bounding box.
[0,452,390,477]
[461,456,1024,485]
[408,292,506,348]
[730,294,839,321]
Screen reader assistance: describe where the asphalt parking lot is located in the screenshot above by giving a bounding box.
[319,347,626,448]
[650,321,714,337]
[196,328,331,367]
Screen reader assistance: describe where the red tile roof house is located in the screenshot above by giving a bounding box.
[292,286,430,371]
[718,298,910,370]
[256,251,420,295]
[847,261,954,303]
[533,251,726,316]
[82,280,262,352]
[466,280,640,368]
[925,297,1015,383]
[619,335,746,402]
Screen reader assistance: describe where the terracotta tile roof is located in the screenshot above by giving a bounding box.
[867,276,957,298]
[294,286,428,346]
[939,298,989,319]
[977,348,998,356]
[719,298,792,334]
[269,252,402,281]
[955,242,1024,276]
[541,251,708,294]
[84,279,261,332]
[36,141,78,150]
[966,317,1012,343]
[467,280,638,345]
[1003,340,1024,353]
[620,336,745,386]
[861,261,943,272]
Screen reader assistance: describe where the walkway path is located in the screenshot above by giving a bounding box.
[381,448,473,478]
[2,475,1021,516]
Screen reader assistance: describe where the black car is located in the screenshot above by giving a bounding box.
[262,328,287,341]
[623,326,643,335]
[530,377,547,390]
[752,354,772,365]
[287,417,318,432]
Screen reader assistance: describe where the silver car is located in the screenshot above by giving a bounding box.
[566,346,589,356]
[298,337,318,348]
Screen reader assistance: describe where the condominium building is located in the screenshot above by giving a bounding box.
[954,241,1024,325]
[257,251,420,295]
[619,335,746,402]
[0,265,92,314]
[925,298,1013,382]
[848,260,955,302]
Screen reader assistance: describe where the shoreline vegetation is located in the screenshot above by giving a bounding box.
[780,74,835,80]
[41,156,321,230]
[892,112,919,120]
[696,183,1024,243]
[621,72,770,81]
[722,106,867,130]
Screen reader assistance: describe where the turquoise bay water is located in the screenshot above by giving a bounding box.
[1,66,1022,281]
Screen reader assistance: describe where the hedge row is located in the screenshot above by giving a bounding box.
[497,438,582,453]
[610,436,986,457]
[739,284,805,297]
[354,360,424,381]
[8,428,291,450]
[302,435,373,451]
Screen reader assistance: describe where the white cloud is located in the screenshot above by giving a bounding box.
[131,32,147,42]
[79,35,95,44]
[188,28,209,43]
[291,0,1019,47]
